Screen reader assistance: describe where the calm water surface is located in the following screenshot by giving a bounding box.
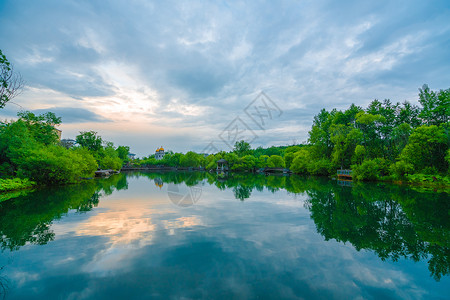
[0,171,448,299]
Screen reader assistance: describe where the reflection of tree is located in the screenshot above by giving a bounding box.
[0,173,129,252]
[0,265,8,300]
[233,185,252,201]
[306,181,449,281]
[134,170,448,280]
[2,170,448,282]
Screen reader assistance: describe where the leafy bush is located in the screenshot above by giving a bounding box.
[267,155,285,168]
[406,174,450,185]
[14,146,97,184]
[99,155,122,170]
[389,160,414,179]
[0,178,35,192]
[290,149,310,174]
[307,158,334,175]
[352,158,389,181]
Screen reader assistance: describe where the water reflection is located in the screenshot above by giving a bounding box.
[0,173,128,251]
[0,171,448,285]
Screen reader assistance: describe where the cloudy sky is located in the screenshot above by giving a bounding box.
[1,0,449,157]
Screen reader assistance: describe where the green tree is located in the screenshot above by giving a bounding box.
[419,84,449,126]
[399,125,448,173]
[180,151,201,167]
[290,149,311,174]
[99,142,122,170]
[17,111,61,145]
[267,155,285,168]
[353,145,366,165]
[76,131,103,152]
[116,146,130,161]
[233,140,251,157]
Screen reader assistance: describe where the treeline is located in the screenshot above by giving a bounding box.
[133,143,292,171]
[139,84,448,185]
[296,84,449,182]
[0,111,130,185]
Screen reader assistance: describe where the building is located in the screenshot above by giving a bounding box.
[60,138,78,149]
[155,146,165,160]
[55,128,62,140]
[128,153,136,160]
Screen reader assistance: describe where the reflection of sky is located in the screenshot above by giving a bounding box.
[1,176,448,299]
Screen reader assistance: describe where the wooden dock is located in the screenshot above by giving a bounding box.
[337,169,353,179]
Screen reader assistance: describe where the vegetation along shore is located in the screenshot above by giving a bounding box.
[1,88,447,194]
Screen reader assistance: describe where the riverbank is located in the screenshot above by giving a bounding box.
[0,178,36,193]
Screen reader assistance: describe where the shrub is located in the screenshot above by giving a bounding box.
[389,160,414,179]
[14,146,97,184]
[0,178,35,192]
[290,149,310,174]
[99,155,122,170]
[307,158,333,175]
[352,158,389,181]
[267,155,285,168]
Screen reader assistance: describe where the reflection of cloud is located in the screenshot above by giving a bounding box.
[162,216,204,235]
[76,210,156,247]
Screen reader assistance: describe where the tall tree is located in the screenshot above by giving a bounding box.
[418,84,449,126]
[76,131,103,152]
[233,140,251,157]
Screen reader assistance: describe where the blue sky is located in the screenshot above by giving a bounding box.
[1,0,449,157]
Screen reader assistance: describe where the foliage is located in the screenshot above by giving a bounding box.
[389,161,414,179]
[0,111,131,186]
[0,178,35,192]
[76,131,103,152]
[351,158,389,181]
[406,174,450,186]
[418,84,449,126]
[290,149,311,174]
[398,125,448,173]
[307,158,334,175]
[14,145,97,184]
[0,49,24,108]
[116,145,130,161]
[267,155,285,168]
[98,142,122,170]
[300,84,449,182]
[233,140,251,157]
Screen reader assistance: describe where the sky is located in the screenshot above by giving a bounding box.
[0,0,449,157]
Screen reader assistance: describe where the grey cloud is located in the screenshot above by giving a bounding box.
[0,0,449,153]
[32,107,111,123]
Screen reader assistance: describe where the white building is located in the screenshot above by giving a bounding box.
[155,146,165,160]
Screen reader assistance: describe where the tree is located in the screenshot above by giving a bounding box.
[180,151,201,167]
[233,140,251,157]
[116,146,130,161]
[0,49,24,108]
[17,111,61,146]
[398,125,448,173]
[76,131,103,152]
[267,155,285,168]
[290,149,311,174]
[418,84,449,126]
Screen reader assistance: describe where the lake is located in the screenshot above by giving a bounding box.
[0,171,449,299]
